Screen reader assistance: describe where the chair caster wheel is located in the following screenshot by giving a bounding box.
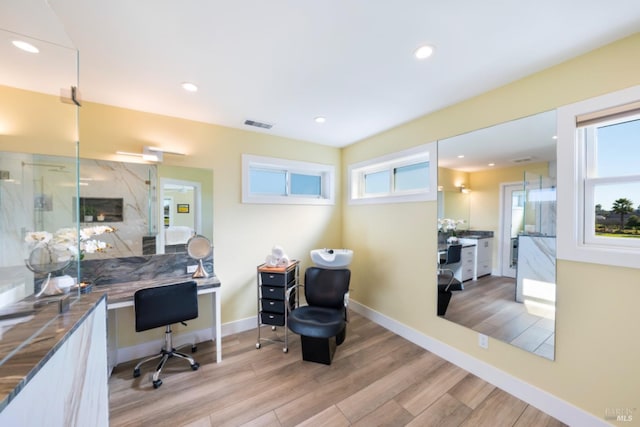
[256,343,261,349]
[153,379,162,388]
[271,326,276,331]
[133,368,140,378]
[191,362,200,371]
[191,345,197,353]
[283,347,288,353]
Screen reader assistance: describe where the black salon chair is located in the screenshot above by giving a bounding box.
[132,281,200,388]
[437,244,464,316]
[287,267,350,365]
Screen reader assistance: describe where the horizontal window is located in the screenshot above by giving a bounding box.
[348,142,437,205]
[242,155,334,205]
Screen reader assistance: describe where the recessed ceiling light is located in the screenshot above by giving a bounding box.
[552,135,558,140]
[457,155,465,159]
[181,82,198,92]
[414,44,434,60]
[12,40,39,53]
[488,163,496,167]
[314,116,326,124]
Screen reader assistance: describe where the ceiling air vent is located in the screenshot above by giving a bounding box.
[244,119,273,129]
[510,156,534,164]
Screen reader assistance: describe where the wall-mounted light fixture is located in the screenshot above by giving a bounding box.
[459,184,471,194]
[116,146,186,162]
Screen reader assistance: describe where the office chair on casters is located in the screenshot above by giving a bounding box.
[287,267,350,365]
[132,281,200,389]
[437,244,464,316]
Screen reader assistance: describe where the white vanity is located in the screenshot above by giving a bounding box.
[458,236,493,281]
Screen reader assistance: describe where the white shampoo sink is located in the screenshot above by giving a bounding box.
[310,249,353,269]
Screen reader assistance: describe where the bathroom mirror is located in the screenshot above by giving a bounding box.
[437,110,557,360]
[158,165,213,254]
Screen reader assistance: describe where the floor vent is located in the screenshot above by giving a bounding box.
[244,119,273,129]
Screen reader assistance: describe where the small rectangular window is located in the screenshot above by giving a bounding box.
[291,173,321,196]
[394,162,429,192]
[364,170,390,194]
[242,155,335,205]
[249,168,286,195]
[348,142,437,204]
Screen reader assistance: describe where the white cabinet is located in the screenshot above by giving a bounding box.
[476,238,493,278]
[458,246,475,282]
[459,237,493,280]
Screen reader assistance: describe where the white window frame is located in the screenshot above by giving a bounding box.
[557,84,640,269]
[242,154,335,205]
[348,142,437,205]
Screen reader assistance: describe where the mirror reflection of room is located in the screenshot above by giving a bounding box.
[162,180,198,253]
[437,110,557,360]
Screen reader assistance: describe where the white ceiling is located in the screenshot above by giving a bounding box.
[2,0,640,147]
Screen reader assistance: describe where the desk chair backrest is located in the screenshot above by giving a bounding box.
[134,281,198,332]
[442,244,462,265]
[304,267,350,309]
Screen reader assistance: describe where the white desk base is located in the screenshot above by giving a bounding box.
[107,286,221,373]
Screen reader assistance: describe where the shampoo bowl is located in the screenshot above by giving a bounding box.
[310,249,353,269]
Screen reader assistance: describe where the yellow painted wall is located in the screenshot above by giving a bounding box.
[4,27,640,422]
[1,87,342,347]
[343,33,640,422]
[78,102,343,336]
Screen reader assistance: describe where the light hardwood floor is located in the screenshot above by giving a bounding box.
[109,312,565,426]
[442,275,555,359]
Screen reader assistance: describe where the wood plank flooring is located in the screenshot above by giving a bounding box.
[442,276,555,359]
[109,312,565,427]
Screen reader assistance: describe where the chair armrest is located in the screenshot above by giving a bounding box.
[285,283,304,311]
[344,290,350,322]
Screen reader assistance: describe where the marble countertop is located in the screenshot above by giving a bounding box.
[0,291,106,412]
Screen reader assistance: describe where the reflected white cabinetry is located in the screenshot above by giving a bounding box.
[459,237,493,280]
[458,245,475,282]
[475,238,493,278]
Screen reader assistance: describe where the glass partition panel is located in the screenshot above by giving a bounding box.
[0,25,79,364]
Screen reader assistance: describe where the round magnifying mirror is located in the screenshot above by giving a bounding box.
[187,235,212,278]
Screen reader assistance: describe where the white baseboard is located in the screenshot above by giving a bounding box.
[221,315,257,337]
[349,300,607,427]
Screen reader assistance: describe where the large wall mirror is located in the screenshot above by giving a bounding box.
[1,151,213,261]
[437,110,557,360]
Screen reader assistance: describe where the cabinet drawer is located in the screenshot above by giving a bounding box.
[261,299,285,313]
[260,270,295,286]
[260,312,285,326]
[261,285,285,299]
[461,266,474,282]
[477,263,492,277]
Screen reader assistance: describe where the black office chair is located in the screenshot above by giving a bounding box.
[287,267,350,365]
[132,281,200,388]
[437,244,464,316]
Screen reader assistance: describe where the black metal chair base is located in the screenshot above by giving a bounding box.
[300,335,336,365]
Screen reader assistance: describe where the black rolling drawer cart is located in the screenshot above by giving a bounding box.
[256,260,299,353]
